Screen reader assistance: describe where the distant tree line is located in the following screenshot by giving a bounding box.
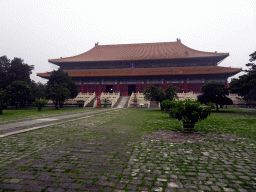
[0,55,78,113]
[0,55,45,109]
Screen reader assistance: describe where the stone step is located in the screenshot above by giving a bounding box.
[117,96,129,108]
[113,96,123,108]
[85,97,96,107]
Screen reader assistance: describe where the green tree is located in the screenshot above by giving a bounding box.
[218,96,233,107]
[5,81,31,109]
[6,57,34,86]
[0,88,8,114]
[143,84,166,103]
[143,84,179,110]
[198,81,230,111]
[0,56,34,109]
[165,84,179,101]
[45,69,78,109]
[229,51,256,102]
[33,98,48,111]
[0,56,10,89]
[46,83,70,110]
[246,51,256,73]
[29,81,46,102]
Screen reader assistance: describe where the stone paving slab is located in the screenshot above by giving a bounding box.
[0,109,256,191]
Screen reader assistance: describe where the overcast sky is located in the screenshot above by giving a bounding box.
[1,0,256,84]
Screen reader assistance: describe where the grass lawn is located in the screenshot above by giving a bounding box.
[1,107,255,141]
[121,108,256,141]
[0,106,100,124]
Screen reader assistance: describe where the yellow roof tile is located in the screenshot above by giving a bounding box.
[49,40,228,63]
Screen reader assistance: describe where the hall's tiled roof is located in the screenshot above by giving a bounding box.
[37,66,241,78]
[48,40,229,64]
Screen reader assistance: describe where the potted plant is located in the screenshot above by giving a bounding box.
[77,100,85,108]
[173,99,211,133]
[161,100,178,118]
[102,98,110,108]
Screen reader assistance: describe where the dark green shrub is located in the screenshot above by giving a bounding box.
[161,100,178,112]
[173,100,211,124]
[33,99,48,111]
[77,100,85,108]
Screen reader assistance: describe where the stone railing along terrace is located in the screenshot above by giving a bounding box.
[93,92,120,107]
[128,92,150,108]
[47,92,95,107]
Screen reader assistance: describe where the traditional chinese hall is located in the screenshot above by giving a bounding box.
[38,39,241,96]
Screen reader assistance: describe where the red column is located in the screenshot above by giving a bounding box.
[96,84,102,96]
[184,82,188,93]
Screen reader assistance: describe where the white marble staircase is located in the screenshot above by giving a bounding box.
[117,96,129,108]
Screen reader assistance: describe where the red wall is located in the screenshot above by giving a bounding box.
[78,83,206,95]
[186,83,204,93]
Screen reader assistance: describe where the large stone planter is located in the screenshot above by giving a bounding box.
[183,123,195,133]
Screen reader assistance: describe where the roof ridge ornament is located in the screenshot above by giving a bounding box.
[176,38,181,43]
[95,42,99,46]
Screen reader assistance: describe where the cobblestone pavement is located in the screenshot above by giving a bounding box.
[0,109,256,191]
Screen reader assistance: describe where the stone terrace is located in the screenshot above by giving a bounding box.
[0,109,256,191]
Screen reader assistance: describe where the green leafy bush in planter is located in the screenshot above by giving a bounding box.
[173,100,212,132]
[161,100,178,117]
[161,99,170,112]
[77,100,85,107]
[33,99,48,111]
